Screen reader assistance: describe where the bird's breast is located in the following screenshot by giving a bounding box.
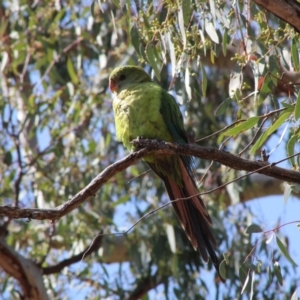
[113,84,173,151]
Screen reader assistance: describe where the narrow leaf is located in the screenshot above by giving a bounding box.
[182,0,192,26]
[209,0,216,24]
[295,92,300,120]
[257,260,262,273]
[245,224,263,234]
[292,39,299,70]
[276,236,298,266]
[205,19,219,44]
[273,261,283,286]
[250,271,255,300]
[267,111,290,136]
[291,287,300,300]
[224,117,260,136]
[67,57,79,85]
[165,224,176,253]
[281,102,295,110]
[178,6,186,46]
[287,135,298,166]
[222,29,228,56]
[215,98,231,116]
[241,272,249,294]
[199,29,206,56]
[166,32,176,77]
[258,75,272,104]
[146,43,161,80]
[219,260,226,280]
[200,62,207,98]
[229,71,242,99]
[265,231,275,244]
[239,264,248,293]
[185,68,192,100]
[130,25,140,55]
[250,130,269,155]
[268,121,290,155]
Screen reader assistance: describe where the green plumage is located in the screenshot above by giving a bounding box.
[109,65,224,282]
[113,77,184,184]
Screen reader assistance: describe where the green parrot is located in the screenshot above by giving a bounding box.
[109,65,224,282]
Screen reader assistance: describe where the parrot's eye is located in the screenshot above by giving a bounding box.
[120,74,126,81]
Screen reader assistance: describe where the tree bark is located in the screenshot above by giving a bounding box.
[252,0,300,33]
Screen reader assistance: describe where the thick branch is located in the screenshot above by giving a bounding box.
[252,0,300,33]
[0,140,299,220]
[0,238,48,300]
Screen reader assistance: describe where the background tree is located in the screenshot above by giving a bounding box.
[0,0,300,299]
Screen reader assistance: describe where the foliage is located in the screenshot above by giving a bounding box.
[0,0,299,299]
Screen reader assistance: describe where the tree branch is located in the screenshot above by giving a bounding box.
[0,140,299,220]
[127,271,170,300]
[0,238,48,300]
[252,0,300,33]
[42,235,103,275]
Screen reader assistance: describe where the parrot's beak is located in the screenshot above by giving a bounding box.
[109,79,117,93]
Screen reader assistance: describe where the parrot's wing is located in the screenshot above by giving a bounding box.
[159,89,195,176]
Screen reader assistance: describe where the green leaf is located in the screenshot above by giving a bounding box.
[200,62,207,98]
[111,0,120,7]
[3,151,12,166]
[245,224,263,234]
[276,236,298,266]
[222,29,228,56]
[273,261,283,286]
[224,117,260,136]
[257,260,262,273]
[130,25,140,55]
[292,39,299,70]
[215,98,231,116]
[239,264,248,286]
[258,75,273,104]
[250,130,269,155]
[287,134,298,166]
[295,92,300,120]
[281,102,295,110]
[66,57,79,85]
[146,43,161,81]
[267,111,290,136]
[219,260,226,280]
[182,0,191,26]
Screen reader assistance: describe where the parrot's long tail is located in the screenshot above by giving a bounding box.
[148,159,224,283]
